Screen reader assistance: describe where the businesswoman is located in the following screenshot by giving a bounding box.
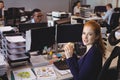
[73,1,81,16]
[64,20,105,80]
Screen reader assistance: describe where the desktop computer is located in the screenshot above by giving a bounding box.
[26,27,55,54]
[57,23,83,43]
[19,22,48,33]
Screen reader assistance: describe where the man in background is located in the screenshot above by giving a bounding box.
[26,8,43,23]
[101,3,114,33]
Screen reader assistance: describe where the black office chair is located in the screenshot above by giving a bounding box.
[114,7,120,13]
[101,12,120,33]
[97,46,120,80]
[108,27,120,46]
[109,13,120,31]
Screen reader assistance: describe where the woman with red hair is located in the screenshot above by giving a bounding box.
[64,20,105,80]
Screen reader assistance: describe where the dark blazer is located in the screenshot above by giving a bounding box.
[66,44,102,80]
[0,9,2,18]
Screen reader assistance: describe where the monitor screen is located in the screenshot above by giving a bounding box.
[19,22,48,32]
[27,27,55,52]
[94,6,107,13]
[57,24,83,43]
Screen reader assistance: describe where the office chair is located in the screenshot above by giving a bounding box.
[110,13,120,31]
[97,46,120,80]
[108,27,120,46]
[114,7,120,13]
[100,12,120,33]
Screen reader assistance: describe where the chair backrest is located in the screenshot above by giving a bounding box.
[110,13,120,30]
[108,27,120,46]
[114,7,120,13]
[97,46,120,80]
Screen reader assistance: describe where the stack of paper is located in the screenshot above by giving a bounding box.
[0,26,13,32]
[13,68,36,80]
[0,53,7,76]
[6,36,26,43]
[34,66,57,80]
[30,55,49,67]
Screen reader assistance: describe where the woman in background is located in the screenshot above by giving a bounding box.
[73,1,81,16]
[64,20,105,80]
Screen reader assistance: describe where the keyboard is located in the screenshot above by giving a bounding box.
[53,60,69,70]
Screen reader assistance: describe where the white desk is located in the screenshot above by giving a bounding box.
[71,15,102,24]
[7,55,73,80]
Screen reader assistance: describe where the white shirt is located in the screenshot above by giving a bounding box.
[31,18,35,23]
[102,9,114,25]
[73,6,81,15]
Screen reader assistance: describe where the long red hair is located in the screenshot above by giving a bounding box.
[84,20,106,57]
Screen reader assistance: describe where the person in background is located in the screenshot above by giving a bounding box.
[64,20,105,80]
[26,8,43,23]
[0,0,4,20]
[101,3,114,33]
[73,1,81,16]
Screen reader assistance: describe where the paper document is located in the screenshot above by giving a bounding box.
[34,66,57,80]
[13,68,36,80]
[30,55,49,67]
[6,36,25,42]
[0,26,13,32]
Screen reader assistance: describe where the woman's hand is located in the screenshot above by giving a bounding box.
[63,42,74,59]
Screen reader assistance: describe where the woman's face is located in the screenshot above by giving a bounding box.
[77,2,81,7]
[0,3,4,9]
[82,25,97,46]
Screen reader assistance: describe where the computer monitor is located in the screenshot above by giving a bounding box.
[57,24,83,43]
[80,8,93,18]
[19,22,48,33]
[94,6,107,13]
[26,27,55,53]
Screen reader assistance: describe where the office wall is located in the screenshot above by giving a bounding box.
[105,0,117,8]
[4,0,69,21]
[4,0,69,11]
[86,0,106,9]
[119,0,120,7]
[86,0,119,10]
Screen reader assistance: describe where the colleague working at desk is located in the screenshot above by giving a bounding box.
[64,20,106,80]
[73,1,81,16]
[101,3,114,33]
[25,8,43,23]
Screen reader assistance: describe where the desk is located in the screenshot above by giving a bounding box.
[71,15,102,24]
[7,55,73,80]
